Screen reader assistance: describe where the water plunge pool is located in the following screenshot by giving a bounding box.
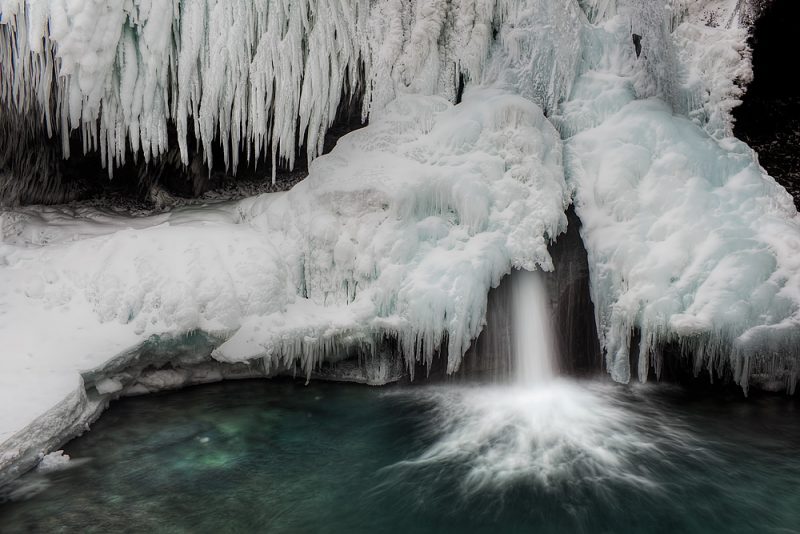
[1,378,798,533]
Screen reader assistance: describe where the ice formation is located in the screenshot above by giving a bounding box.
[558,1,800,391]
[0,87,568,463]
[220,90,568,374]
[0,0,517,181]
[1,0,800,487]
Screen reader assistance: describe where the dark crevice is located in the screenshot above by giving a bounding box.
[545,208,603,376]
[734,0,800,207]
[455,72,467,104]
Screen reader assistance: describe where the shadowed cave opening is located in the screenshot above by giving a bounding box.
[0,87,366,207]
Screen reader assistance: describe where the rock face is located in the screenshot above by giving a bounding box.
[545,209,603,377]
[734,0,800,208]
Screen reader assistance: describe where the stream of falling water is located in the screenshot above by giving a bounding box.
[385,269,693,497]
[511,269,557,384]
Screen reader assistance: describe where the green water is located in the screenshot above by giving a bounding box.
[1,379,799,533]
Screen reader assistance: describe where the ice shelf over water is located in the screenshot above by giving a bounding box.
[0,0,799,484]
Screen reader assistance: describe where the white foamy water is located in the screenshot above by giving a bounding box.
[389,271,703,496]
[389,382,697,495]
[511,270,557,385]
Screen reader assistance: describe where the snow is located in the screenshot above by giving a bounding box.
[0,89,567,447]
[559,6,800,391]
[1,0,800,485]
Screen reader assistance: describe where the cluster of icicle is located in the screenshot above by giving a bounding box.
[0,0,513,183]
[2,0,799,393]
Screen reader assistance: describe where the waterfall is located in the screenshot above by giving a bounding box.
[511,270,557,385]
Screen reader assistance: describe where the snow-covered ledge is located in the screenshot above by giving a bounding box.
[0,91,569,485]
[0,330,405,487]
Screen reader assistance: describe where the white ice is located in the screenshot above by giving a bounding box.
[559,5,800,391]
[0,88,568,446]
[1,0,800,483]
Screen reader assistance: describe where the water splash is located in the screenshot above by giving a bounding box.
[382,381,706,509]
[386,272,703,500]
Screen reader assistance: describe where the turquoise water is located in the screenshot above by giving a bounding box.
[1,378,799,533]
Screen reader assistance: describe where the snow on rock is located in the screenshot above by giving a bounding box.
[0,203,289,444]
[560,6,800,392]
[36,450,70,472]
[0,89,567,450]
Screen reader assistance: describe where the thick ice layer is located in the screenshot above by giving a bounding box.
[671,0,753,139]
[560,12,800,391]
[0,90,567,450]
[575,0,752,139]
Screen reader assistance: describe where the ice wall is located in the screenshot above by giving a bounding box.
[0,0,798,401]
[560,1,800,392]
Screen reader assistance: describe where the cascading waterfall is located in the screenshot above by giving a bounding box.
[511,270,557,385]
[387,269,687,496]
